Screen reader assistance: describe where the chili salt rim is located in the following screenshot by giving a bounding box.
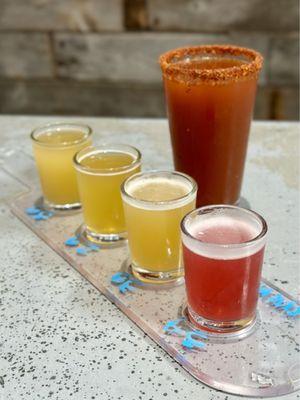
[159,44,263,84]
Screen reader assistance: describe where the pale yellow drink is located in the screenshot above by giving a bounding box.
[74,145,141,244]
[31,123,92,210]
[121,171,197,283]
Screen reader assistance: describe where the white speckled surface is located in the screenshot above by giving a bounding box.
[0,116,299,400]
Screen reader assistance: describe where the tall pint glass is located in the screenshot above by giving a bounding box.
[160,45,263,206]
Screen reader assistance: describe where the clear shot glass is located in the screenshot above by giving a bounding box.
[121,171,197,284]
[181,205,267,335]
[31,122,92,211]
[74,144,141,245]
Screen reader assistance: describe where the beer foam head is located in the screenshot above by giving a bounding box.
[74,144,141,175]
[122,171,197,210]
[182,206,267,260]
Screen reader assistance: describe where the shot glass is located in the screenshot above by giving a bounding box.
[160,45,263,206]
[121,171,197,284]
[31,122,92,211]
[181,205,267,335]
[74,144,141,245]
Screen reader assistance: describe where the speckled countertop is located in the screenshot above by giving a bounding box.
[0,116,299,400]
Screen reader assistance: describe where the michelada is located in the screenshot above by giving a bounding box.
[160,45,263,206]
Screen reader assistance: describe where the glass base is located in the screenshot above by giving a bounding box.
[238,196,251,209]
[196,197,250,209]
[234,197,241,206]
[76,223,127,248]
[131,263,184,285]
[37,197,81,213]
[182,304,258,342]
[232,197,250,209]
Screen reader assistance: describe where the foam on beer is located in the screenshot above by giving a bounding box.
[124,175,195,210]
[182,211,266,260]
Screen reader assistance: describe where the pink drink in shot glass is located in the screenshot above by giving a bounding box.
[181,205,268,333]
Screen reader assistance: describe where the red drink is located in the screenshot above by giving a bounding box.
[160,45,263,206]
[181,206,267,333]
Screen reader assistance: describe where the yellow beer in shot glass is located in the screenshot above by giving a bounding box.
[31,123,92,210]
[121,171,197,284]
[74,144,141,245]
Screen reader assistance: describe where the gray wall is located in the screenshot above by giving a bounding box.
[0,0,298,120]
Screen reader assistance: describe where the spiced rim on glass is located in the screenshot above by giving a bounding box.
[159,44,263,83]
[159,45,263,207]
[181,205,268,336]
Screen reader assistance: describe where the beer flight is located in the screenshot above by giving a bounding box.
[30,45,267,336]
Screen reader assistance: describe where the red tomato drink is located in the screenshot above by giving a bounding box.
[181,206,267,333]
[160,45,263,206]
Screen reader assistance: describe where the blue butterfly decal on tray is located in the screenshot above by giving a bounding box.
[259,283,300,317]
[64,235,100,256]
[26,206,53,221]
[163,318,207,351]
[111,271,144,294]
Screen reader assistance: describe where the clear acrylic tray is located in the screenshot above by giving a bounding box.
[9,188,300,398]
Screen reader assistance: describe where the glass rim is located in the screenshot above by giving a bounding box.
[73,143,142,175]
[159,44,263,84]
[181,204,268,249]
[121,170,198,208]
[31,122,93,148]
